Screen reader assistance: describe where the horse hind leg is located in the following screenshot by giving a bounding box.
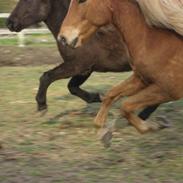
[121,84,171,134]
[68,73,101,103]
[94,74,146,127]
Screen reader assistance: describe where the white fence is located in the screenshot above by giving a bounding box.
[0,13,50,47]
[0,13,10,18]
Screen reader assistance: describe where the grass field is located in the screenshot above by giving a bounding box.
[0,34,55,47]
[0,65,182,183]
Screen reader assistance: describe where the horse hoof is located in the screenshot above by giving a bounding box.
[94,121,103,128]
[97,128,113,148]
[87,93,102,103]
[94,117,105,128]
[99,93,105,102]
[36,107,48,117]
[156,116,171,129]
[37,104,47,112]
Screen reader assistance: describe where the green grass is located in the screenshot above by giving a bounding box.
[0,34,56,47]
[0,66,182,183]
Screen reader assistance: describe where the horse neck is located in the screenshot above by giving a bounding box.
[112,0,150,56]
[44,0,69,38]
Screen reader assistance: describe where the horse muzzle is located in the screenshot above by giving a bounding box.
[6,18,22,32]
[58,35,79,49]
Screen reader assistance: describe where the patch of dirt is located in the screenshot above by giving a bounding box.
[0,66,182,183]
[0,46,63,66]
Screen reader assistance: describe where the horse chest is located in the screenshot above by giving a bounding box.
[130,58,155,84]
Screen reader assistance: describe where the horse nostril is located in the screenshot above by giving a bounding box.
[6,19,14,30]
[59,35,67,46]
[6,18,22,32]
[71,37,78,48]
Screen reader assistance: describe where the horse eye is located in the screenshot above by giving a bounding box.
[77,0,87,4]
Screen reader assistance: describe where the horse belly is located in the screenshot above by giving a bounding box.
[153,60,183,100]
[133,58,183,100]
[157,64,183,100]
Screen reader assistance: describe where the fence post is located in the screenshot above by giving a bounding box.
[18,31,25,47]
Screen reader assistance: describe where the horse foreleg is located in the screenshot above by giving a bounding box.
[36,62,84,111]
[94,74,146,127]
[68,73,101,103]
[121,84,171,134]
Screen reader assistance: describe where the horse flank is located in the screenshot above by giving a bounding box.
[136,0,183,36]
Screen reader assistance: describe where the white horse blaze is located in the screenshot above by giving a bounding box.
[62,26,80,45]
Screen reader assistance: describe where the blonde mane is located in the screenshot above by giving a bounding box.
[136,0,183,36]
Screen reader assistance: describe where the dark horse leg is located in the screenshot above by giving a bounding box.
[36,63,101,111]
[138,104,159,120]
[68,74,101,103]
[36,62,159,119]
[139,104,170,127]
[36,63,86,111]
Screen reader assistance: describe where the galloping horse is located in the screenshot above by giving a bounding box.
[59,0,183,134]
[6,0,160,119]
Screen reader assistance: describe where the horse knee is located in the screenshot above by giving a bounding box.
[40,71,53,84]
[106,90,118,98]
[40,72,49,82]
[121,101,134,115]
[68,85,78,95]
[102,91,117,104]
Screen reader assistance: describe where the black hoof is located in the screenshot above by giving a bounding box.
[87,93,102,103]
[156,116,171,129]
[37,104,48,112]
[36,108,48,117]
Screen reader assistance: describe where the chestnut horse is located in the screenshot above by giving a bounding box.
[59,0,183,134]
[7,0,160,120]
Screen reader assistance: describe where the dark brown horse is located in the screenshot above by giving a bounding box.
[7,0,158,120]
[59,0,182,134]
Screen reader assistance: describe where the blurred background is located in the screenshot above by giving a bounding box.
[0,0,61,66]
[0,1,182,183]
